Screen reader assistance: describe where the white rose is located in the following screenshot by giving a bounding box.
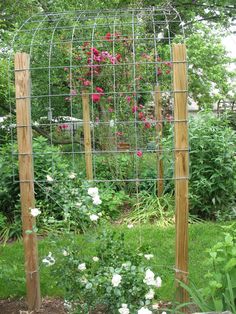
[78,263,86,271]
[30,207,41,217]
[111,274,122,287]
[68,172,76,179]
[109,119,115,127]
[143,269,155,285]
[89,214,99,221]
[46,175,53,182]
[42,252,55,266]
[62,250,69,256]
[138,307,152,314]
[145,289,155,300]
[88,187,99,197]
[155,276,162,288]
[118,303,130,314]
[92,256,99,262]
[93,195,102,205]
[144,254,154,260]
[127,224,133,229]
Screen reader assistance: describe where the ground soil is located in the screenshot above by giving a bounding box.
[0,297,66,314]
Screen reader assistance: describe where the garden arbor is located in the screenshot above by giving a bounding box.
[12,7,189,311]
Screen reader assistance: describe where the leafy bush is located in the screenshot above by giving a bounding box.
[189,112,236,219]
[48,230,163,313]
[179,223,236,312]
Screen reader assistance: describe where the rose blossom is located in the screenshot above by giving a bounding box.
[111,274,122,287]
[78,263,86,271]
[91,93,101,103]
[136,150,143,157]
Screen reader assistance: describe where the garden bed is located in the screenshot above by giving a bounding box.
[0,297,65,314]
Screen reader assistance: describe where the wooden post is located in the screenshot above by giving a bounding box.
[173,44,189,308]
[15,53,41,311]
[154,85,164,196]
[82,91,93,180]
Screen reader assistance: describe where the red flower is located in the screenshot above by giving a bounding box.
[132,105,138,113]
[136,150,143,157]
[157,68,162,76]
[91,47,99,56]
[116,53,122,62]
[166,69,171,74]
[105,32,112,41]
[145,122,151,129]
[138,112,145,120]
[95,86,104,94]
[91,94,101,103]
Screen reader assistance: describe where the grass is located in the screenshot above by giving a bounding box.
[0,221,233,301]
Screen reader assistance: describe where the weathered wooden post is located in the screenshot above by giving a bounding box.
[173,43,189,309]
[15,52,41,311]
[82,90,93,180]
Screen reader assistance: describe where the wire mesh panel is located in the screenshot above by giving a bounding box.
[10,7,186,188]
[9,6,189,311]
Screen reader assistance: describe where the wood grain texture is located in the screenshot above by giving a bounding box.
[15,53,41,311]
[154,85,164,196]
[173,44,189,309]
[82,91,93,180]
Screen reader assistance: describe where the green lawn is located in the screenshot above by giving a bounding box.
[0,221,232,301]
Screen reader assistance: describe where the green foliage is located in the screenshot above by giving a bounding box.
[49,230,162,313]
[99,186,131,219]
[189,112,236,219]
[125,192,174,226]
[179,223,236,313]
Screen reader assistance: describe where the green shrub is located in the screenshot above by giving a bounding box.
[189,112,236,219]
[179,223,236,312]
[48,230,163,313]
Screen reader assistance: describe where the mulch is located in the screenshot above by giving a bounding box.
[0,297,66,314]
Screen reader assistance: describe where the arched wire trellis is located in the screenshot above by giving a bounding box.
[10,7,189,312]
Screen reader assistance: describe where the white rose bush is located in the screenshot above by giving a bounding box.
[49,230,164,313]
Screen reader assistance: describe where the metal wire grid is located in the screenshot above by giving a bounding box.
[9,6,188,184]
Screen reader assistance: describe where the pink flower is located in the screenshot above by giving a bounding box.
[166,69,171,74]
[91,94,101,102]
[83,80,91,86]
[95,86,104,94]
[109,56,116,64]
[64,67,69,71]
[108,107,114,112]
[61,123,69,129]
[116,131,123,136]
[137,150,143,157]
[70,89,77,96]
[132,105,138,113]
[126,96,131,103]
[139,104,144,109]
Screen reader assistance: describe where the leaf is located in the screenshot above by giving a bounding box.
[224,258,236,272]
